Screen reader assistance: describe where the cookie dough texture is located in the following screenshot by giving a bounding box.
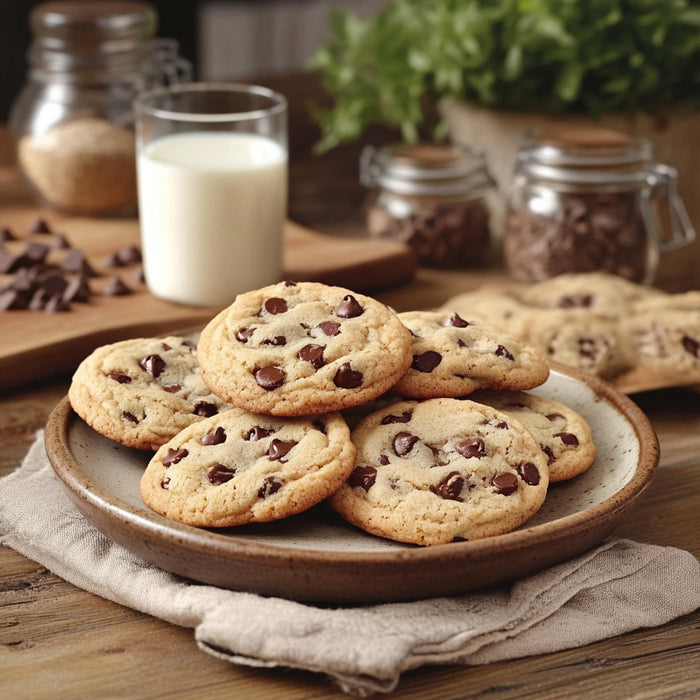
[197,281,413,416]
[68,336,230,450]
[471,390,596,483]
[331,398,549,546]
[393,310,549,398]
[140,408,356,527]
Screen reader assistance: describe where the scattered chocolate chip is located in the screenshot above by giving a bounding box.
[207,464,236,484]
[682,335,700,358]
[298,344,325,369]
[495,345,515,361]
[442,312,469,327]
[381,411,412,424]
[558,294,593,308]
[430,446,449,467]
[492,472,518,495]
[60,250,97,277]
[162,384,181,393]
[132,265,145,284]
[51,234,71,250]
[545,412,565,422]
[432,472,465,501]
[412,350,442,373]
[29,217,52,234]
[268,439,297,461]
[555,432,579,447]
[348,466,377,491]
[62,274,91,303]
[103,251,124,268]
[316,320,341,336]
[254,366,286,390]
[117,245,142,264]
[378,454,390,465]
[160,477,170,489]
[334,294,364,318]
[162,447,188,467]
[236,327,256,343]
[393,431,419,456]
[262,297,288,314]
[247,426,274,441]
[262,335,287,346]
[333,363,363,388]
[139,353,165,378]
[106,371,131,383]
[517,462,541,485]
[103,276,132,296]
[200,426,226,446]
[181,340,196,351]
[0,226,16,242]
[193,401,218,417]
[456,438,487,459]
[258,476,283,498]
[541,444,555,465]
[0,289,29,310]
[0,249,24,274]
[486,417,509,429]
[121,411,138,423]
[24,242,50,266]
[44,292,70,313]
[283,280,297,286]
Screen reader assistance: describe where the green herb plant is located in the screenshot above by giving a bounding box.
[309,0,700,152]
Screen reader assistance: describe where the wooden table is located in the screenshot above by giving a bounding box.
[2,73,700,698]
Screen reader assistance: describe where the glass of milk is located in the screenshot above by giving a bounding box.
[134,83,288,306]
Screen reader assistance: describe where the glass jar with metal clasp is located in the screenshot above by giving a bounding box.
[504,126,696,285]
[9,1,191,216]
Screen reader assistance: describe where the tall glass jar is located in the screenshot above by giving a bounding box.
[9,1,191,216]
[360,143,499,268]
[504,127,695,284]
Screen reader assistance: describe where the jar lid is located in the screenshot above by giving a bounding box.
[517,126,655,186]
[360,143,495,196]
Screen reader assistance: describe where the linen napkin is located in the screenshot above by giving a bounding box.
[2,433,699,696]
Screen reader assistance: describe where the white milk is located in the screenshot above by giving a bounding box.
[137,131,287,306]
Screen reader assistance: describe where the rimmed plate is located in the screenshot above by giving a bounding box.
[45,365,659,604]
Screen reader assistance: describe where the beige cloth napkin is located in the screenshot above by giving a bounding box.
[2,433,699,696]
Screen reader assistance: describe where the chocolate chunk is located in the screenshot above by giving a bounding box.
[348,466,377,491]
[262,335,287,346]
[558,294,593,308]
[254,366,286,390]
[517,462,541,485]
[545,412,565,422]
[334,294,364,318]
[121,411,138,423]
[258,476,283,498]
[316,320,341,336]
[162,384,181,393]
[540,444,555,465]
[60,250,97,277]
[160,477,170,489]
[412,350,442,373]
[682,335,700,358]
[268,438,297,461]
[393,431,419,456]
[207,464,236,485]
[432,471,465,501]
[106,371,131,383]
[430,446,449,467]
[555,432,579,447]
[103,276,132,296]
[378,454,390,465]
[29,217,52,234]
[441,312,469,327]
[162,447,188,467]
[117,245,142,264]
[235,327,256,343]
[193,401,218,417]
[495,345,515,361]
[492,472,518,495]
[200,426,226,445]
[262,297,288,314]
[456,438,487,459]
[381,410,413,424]
[486,417,509,429]
[333,363,363,388]
[298,344,325,369]
[44,292,70,313]
[247,426,274,441]
[181,340,196,352]
[38,269,68,297]
[139,353,165,378]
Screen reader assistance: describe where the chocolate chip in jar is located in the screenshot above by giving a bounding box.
[361,143,498,268]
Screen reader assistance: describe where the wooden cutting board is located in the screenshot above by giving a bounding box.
[0,169,416,391]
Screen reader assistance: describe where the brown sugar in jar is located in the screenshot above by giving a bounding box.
[361,143,498,268]
[504,127,695,284]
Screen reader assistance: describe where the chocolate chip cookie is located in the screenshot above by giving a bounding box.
[68,336,230,450]
[470,390,596,483]
[197,281,413,416]
[140,408,356,527]
[392,310,549,399]
[330,398,549,545]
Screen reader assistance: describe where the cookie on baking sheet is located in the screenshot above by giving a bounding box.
[197,281,413,416]
[68,336,231,450]
[140,408,356,527]
[622,309,700,385]
[470,390,596,483]
[330,398,549,546]
[519,308,637,379]
[392,310,549,399]
[519,272,662,319]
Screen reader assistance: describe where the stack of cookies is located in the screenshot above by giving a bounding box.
[68,280,597,546]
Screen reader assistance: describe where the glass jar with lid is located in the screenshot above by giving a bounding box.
[504,126,695,284]
[9,1,191,216]
[360,142,499,268]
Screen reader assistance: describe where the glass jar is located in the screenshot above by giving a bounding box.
[504,127,696,284]
[9,1,191,216]
[360,143,498,268]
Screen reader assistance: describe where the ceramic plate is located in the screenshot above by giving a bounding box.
[45,365,659,604]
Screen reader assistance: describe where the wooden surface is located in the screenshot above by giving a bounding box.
[2,71,700,698]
